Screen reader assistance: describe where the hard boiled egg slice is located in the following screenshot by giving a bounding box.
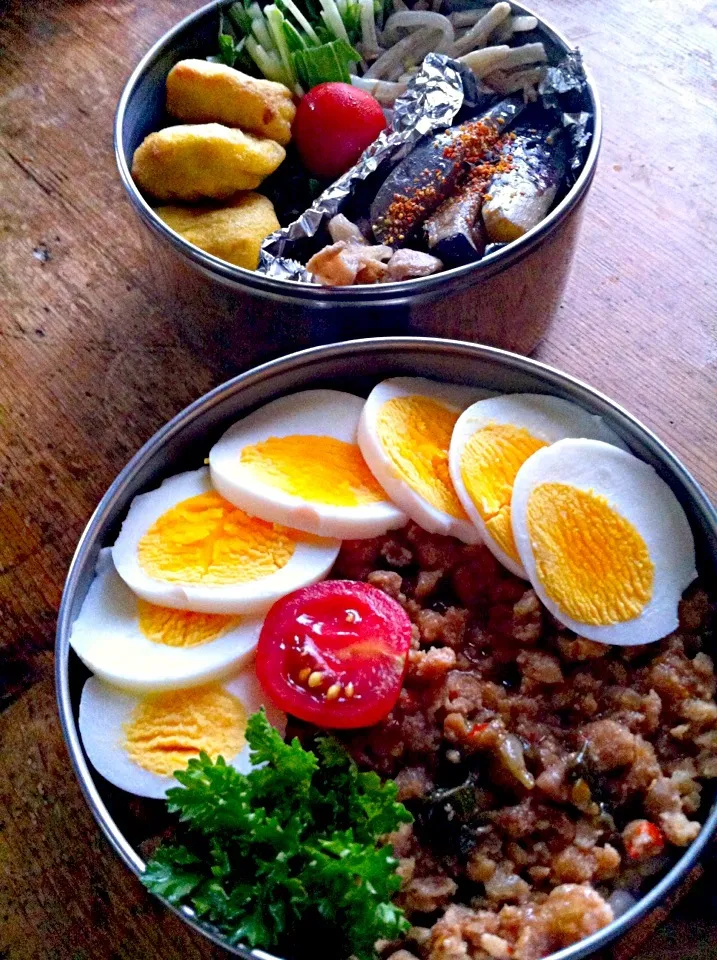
[69,549,263,691]
[209,390,406,539]
[449,394,625,577]
[112,468,340,614]
[79,669,286,799]
[358,377,491,542]
[511,438,697,645]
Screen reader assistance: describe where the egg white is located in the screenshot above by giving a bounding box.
[112,468,340,614]
[449,394,626,576]
[511,438,697,645]
[358,377,492,543]
[209,390,407,539]
[78,670,286,799]
[69,548,264,692]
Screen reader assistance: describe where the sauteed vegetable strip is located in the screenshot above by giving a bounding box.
[216,0,548,99]
[217,0,362,92]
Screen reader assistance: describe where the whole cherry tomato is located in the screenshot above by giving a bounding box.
[293,82,387,180]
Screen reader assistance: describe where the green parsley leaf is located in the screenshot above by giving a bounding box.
[143,710,412,959]
[141,845,205,903]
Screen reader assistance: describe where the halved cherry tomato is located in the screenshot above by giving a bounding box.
[256,580,412,728]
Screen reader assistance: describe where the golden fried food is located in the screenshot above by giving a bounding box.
[154,193,280,270]
[166,59,296,146]
[132,123,285,201]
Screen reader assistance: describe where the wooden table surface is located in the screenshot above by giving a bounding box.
[1,0,716,957]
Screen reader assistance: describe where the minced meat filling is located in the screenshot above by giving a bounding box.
[321,522,716,960]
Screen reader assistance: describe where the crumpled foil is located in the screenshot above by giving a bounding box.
[258,48,593,281]
[539,49,593,176]
[258,53,470,281]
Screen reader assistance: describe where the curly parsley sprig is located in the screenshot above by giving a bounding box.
[142,710,412,959]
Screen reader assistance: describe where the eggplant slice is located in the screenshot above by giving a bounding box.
[371,96,525,247]
[482,125,568,243]
[425,180,487,266]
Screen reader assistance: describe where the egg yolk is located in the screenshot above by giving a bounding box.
[527,482,654,625]
[124,685,247,776]
[376,396,468,519]
[460,423,548,563]
[138,491,295,584]
[240,434,387,506]
[137,599,240,647]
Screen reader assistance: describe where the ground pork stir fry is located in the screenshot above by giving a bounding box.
[320,523,716,960]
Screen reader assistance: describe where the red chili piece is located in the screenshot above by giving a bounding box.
[623,819,665,861]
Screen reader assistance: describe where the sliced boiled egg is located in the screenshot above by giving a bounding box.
[511,439,697,645]
[112,468,340,614]
[69,549,264,691]
[209,390,407,539]
[358,377,491,542]
[78,669,286,799]
[449,394,625,576]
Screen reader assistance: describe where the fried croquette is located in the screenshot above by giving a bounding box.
[132,123,285,201]
[153,193,280,270]
[166,59,296,146]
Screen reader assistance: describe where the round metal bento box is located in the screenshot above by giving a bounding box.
[57,338,717,960]
[115,2,602,370]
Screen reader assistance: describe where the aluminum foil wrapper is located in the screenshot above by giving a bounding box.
[539,49,593,176]
[258,49,593,281]
[258,54,475,282]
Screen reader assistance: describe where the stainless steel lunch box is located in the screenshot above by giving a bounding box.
[57,337,717,960]
[114,2,602,371]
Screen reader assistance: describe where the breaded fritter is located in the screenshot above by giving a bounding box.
[132,123,285,201]
[154,193,280,270]
[166,59,296,146]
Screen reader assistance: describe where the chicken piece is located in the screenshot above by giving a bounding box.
[166,59,296,146]
[355,257,388,283]
[384,248,443,281]
[132,123,285,201]
[154,193,279,270]
[327,214,367,245]
[307,241,393,286]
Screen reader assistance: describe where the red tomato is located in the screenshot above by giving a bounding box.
[256,580,412,728]
[293,82,387,179]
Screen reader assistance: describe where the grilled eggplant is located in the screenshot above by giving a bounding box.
[371,96,525,246]
[482,125,568,243]
[370,129,463,247]
[424,180,487,265]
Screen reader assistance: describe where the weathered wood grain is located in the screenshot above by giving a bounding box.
[0,0,715,956]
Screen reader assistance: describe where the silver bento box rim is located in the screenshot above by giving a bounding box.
[114,0,602,306]
[57,337,717,960]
